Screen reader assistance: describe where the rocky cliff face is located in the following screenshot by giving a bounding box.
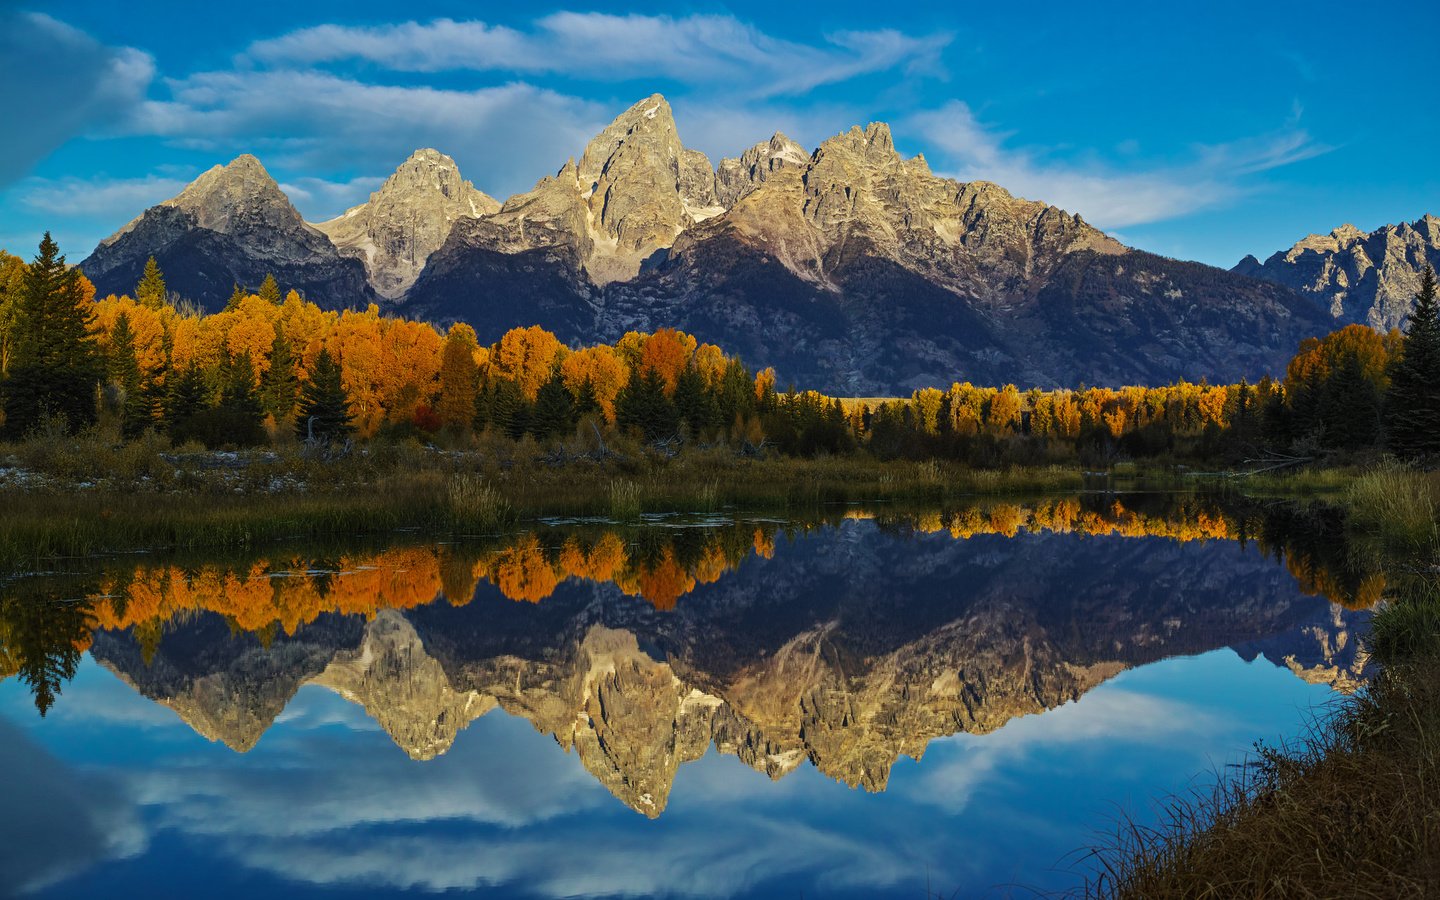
[80,155,377,312]
[81,94,1333,391]
[407,104,1327,390]
[314,149,499,299]
[1235,215,1440,330]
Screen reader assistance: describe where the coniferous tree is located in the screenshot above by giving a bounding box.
[617,369,680,441]
[294,348,354,443]
[224,283,246,312]
[258,273,281,304]
[487,379,530,439]
[215,351,265,445]
[107,312,148,437]
[136,256,167,309]
[164,361,209,445]
[530,373,574,440]
[1,233,101,437]
[1323,352,1382,450]
[260,327,299,422]
[1385,266,1440,457]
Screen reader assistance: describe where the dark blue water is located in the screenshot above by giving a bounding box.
[0,508,1369,898]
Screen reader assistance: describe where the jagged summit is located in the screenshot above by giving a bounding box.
[82,93,1332,391]
[1237,213,1440,329]
[314,148,499,299]
[81,152,375,312]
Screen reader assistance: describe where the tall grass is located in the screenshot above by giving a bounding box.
[1344,463,1439,555]
[609,479,642,522]
[1083,462,1440,898]
[1083,659,1440,898]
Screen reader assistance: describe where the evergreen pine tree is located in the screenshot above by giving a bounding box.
[294,348,354,443]
[487,379,530,439]
[258,273,281,304]
[1322,352,1382,450]
[1385,265,1440,457]
[216,351,265,445]
[572,378,601,422]
[136,256,167,309]
[260,326,299,421]
[673,366,714,438]
[617,369,680,441]
[164,361,209,445]
[530,373,575,440]
[107,312,147,437]
[224,283,246,312]
[1,233,101,437]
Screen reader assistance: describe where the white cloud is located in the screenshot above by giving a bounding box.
[278,176,385,221]
[244,14,951,99]
[0,12,155,186]
[909,100,1329,229]
[128,74,606,199]
[16,174,190,219]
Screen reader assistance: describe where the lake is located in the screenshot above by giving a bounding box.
[0,493,1377,898]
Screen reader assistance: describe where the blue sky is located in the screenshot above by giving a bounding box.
[1,0,1436,269]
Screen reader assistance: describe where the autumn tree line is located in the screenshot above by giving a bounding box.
[1,232,1438,464]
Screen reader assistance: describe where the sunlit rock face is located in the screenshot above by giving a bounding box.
[314,149,500,300]
[1235,215,1440,330]
[80,94,1328,391]
[80,522,1369,818]
[80,155,377,312]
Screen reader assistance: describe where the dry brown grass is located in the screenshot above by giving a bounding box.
[1084,660,1440,898]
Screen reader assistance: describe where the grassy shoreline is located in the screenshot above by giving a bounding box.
[1084,463,1440,898]
[0,445,1095,574]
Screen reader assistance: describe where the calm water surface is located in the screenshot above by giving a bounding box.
[0,495,1374,898]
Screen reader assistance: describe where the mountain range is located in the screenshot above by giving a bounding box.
[76,93,1430,394]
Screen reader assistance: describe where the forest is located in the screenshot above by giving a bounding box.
[1,232,1439,468]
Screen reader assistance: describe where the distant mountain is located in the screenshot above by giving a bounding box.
[80,155,376,312]
[314,148,500,300]
[79,94,1332,392]
[1235,215,1440,331]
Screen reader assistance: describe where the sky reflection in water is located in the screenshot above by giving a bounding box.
[0,501,1368,898]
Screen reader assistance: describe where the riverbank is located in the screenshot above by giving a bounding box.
[1085,464,1440,898]
[0,435,1093,574]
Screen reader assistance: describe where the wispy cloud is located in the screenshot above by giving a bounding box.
[909,100,1330,229]
[129,75,605,200]
[16,174,191,219]
[244,14,951,99]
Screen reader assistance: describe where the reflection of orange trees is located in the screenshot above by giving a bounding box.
[901,498,1240,544]
[475,532,746,610]
[89,547,445,636]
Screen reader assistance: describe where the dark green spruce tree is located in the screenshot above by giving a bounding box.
[487,379,530,439]
[136,256,167,309]
[258,273,281,304]
[530,373,575,440]
[214,352,266,446]
[617,369,680,442]
[294,348,354,443]
[1385,265,1440,458]
[164,361,210,445]
[106,311,149,437]
[1,233,101,437]
[260,326,299,422]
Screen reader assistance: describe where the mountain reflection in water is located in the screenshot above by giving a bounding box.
[0,493,1377,896]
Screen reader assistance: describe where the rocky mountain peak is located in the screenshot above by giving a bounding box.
[431,93,719,287]
[155,153,302,237]
[716,132,810,207]
[1238,214,1440,329]
[314,148,500,298]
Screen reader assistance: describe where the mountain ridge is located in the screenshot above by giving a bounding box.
[79,93,1336,393]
